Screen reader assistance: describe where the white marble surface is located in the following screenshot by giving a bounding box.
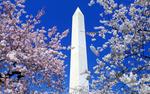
[69,7,89,94]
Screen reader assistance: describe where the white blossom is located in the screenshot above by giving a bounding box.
[89,0,150,93]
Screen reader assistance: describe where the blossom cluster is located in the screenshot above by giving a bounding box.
[89,0,150,93]
[0,0,68,93]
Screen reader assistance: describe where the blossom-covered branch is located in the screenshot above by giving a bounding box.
[88,0,150,93]
[0,0,68,93]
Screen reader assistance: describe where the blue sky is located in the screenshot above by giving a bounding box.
[24,0,141,92]
[24,0,101,90]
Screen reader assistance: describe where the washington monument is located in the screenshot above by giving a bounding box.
[69,7,89,94]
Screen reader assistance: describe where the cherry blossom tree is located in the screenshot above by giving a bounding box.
[0,0,68,93]
[88,0,150,94]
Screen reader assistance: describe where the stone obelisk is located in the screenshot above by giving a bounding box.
[69,7,89,94]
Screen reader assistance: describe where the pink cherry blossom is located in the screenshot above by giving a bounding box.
[0,0,68,93]
[89,0,150,94]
